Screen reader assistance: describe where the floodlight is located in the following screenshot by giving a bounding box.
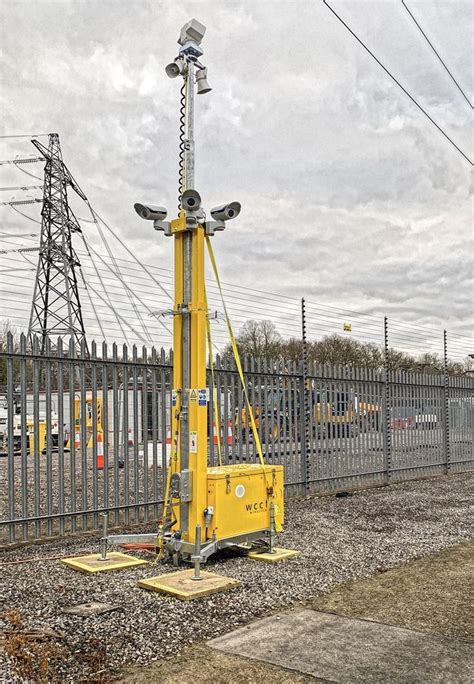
[178,19,206,47]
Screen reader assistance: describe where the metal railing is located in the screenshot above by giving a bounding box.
[1,333,473,545]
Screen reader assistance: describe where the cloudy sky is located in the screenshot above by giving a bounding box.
[0,0,472,350]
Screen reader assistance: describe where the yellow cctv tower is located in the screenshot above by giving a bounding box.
[133,20,286,579]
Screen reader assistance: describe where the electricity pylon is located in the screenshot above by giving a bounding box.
[28,133,87,352]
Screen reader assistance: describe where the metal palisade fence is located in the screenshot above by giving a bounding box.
[0,332,473,545]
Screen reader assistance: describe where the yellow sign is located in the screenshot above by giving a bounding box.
[343,322,352,332]
[189,389,198,404]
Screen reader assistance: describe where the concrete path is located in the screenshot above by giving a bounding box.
[209,609,474,683]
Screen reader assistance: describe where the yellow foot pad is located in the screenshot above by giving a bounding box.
[60,552,148,574]
[247,547,300,563]
[138,569,241,601]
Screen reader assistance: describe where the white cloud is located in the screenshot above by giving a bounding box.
[0,0,472,346]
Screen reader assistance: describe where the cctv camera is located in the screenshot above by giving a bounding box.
[134,203,168,221]
[181,189,202,212]
[210,202,241,222]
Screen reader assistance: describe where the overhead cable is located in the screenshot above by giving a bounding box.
[83,205,155,345]
[401,0,473,109]
[85,240,172,338]
[0,267,36,274]
[84,206,173,302]
[82,282,151,347]
[78,266,107,342]
[0,231,38,239]
[78,232,131,346]
[0,133,50,139]
[0,198,42,206]
[323,0,473,165]
[0,156,45,165]
[9,205,41,223]
[0,185,43,192]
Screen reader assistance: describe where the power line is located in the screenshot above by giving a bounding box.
[0,185,43,192]
[2,249,471,345]
[78,265,106,342]
[0,156,45,181]
[0,232,38,239]
[78,232,131,346]
[0,198,42,206]
[81,207,173,302]
[0,267,36,274]
[323,0,473,165]
[2,183,471,349]
[401,0,473,109]
[0,156,44,165]
[86,239,170,340]
[8,205,41,223]
[0,246,39,255]
[85,205,155,346]
[0,133,51,139]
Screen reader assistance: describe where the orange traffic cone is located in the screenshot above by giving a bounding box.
[74,431,80,449]
[213,419,219,446]
[165,429,172,458]
[97,433,104,470]
[227,420,233,446]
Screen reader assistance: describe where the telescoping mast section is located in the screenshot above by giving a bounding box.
[132,20,289,577]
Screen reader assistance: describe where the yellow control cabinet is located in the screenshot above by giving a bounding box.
[206,463,284,540]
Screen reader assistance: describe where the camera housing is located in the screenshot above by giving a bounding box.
[210,202,241,222]
[181,189,202,212]
[134,203,168,221]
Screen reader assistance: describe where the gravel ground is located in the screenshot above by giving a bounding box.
[1,472,473,682]
[2,432,471,544]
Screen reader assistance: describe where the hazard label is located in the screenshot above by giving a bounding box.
[198,388,208,406]
[189,389,198,404]
[190,431,197,453]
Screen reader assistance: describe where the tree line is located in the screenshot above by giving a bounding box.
[222,320,473,376]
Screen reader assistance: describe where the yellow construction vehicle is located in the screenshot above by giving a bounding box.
[67,394,103,448]
[356,399,381,431]
[238,385,357,443]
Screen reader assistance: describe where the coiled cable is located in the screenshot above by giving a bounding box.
[178,79,186,211]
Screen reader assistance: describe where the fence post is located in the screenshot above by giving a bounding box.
[6,332,15,544]
[383,316,392,482]
[443,330,451,474]
[301,298,310,494]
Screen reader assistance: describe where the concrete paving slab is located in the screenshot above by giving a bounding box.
[209,609,474,683]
